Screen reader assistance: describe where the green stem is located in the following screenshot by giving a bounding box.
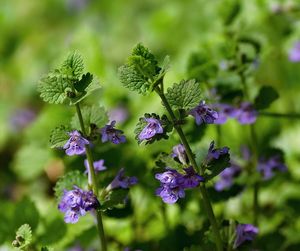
[75,103,107,251]
[155,87,223,251]
[250,124,259,226]
[259,111,300,119]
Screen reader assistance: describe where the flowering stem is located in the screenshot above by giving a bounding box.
[155,86,223,251]
[75,103,107,251]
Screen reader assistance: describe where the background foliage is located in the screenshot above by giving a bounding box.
[1,0,300,250]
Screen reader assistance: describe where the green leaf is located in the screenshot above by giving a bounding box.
[13,144,52,181]
[100,189,129,210]
[54,171,87,200]
[49,125,70,148]
[60,52,84,79]
[37,218,67,245]
[155,152,182,170]
[118,43,160,95]
[204,153,231,180]
[71,105,108,131]
[69,79,101,105]
[37,74,70,104]
[134,113,172,145]
[74,72,93,92]
[165,79,202,110]
[14,198,39,232]
[254,85,279,110]
[12,224,32,250]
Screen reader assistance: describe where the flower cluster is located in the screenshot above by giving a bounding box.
[155,167,204,204]
[189,100,218,125]
[58,186,99,223]
[214,102,257,125]
[138,117,163,141]
[100,120,126,144]
[63,130,90,156]
[257,155,287,180]
[107,168,138,190]
[234,223,258,249]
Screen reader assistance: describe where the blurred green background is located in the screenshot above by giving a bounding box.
[1,0,300,250]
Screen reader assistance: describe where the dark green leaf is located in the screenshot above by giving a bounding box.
[254,85,279,110]
[37,218,67,245]
[165,79,202,110]
[14,197,39,232]
[100,189,129,210]
[204,154,231,180]
[74,72,93,92]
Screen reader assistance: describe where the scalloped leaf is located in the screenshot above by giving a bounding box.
[12,224,32,250]
[165,79,202,110]
[118,43,160,95]
[60,52,84,79]
[37,74,70,104]
[49,125,70,148]
[54,171,87,200]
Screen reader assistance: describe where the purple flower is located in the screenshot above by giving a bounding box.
[189,101,218,125]
[289,42,300,62]
[155,185,185,204]
[214,164,241,191]
[155,168,204,204]
[108,168,138,190]
[63,130,89,156]
[171,144,188,165]
[206,141,229,161]
[234,224,258,249]
[108,106,129,123]
[58,186,99,224]
[10,108,36,131]
[100,121,126,144]
[257,156,287,180]
[84,159,107,174]
[213,103,239,124]
[138,118,163,141]
[235,102,257,125]
[180,166,204,188]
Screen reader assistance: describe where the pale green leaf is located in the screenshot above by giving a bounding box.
[165,79,202,110]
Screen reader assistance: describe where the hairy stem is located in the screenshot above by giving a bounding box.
[155,87,223,251]
[75,103,107,251]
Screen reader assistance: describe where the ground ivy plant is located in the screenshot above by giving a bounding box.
[23,42,293,251]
